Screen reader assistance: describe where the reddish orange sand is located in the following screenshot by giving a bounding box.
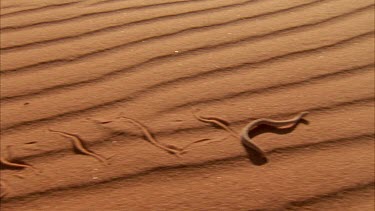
[0,0,374,210]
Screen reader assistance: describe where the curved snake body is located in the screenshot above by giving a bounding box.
[240,111,309,157]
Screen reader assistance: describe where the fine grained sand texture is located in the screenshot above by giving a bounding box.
[0,0,374,210]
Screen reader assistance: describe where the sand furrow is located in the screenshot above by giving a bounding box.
[0,0,216,30]
[1,79,372,166]
[1,133,373,210]
[2,2,373,75]
[1,0,373,209]
[0,0,260,53]
[20,99,375,165]
[1,124,373,198]
[163,64,374,114]
[3,37,372,145]
[2,20,373,101]
[284,183,374,210]
[0,0,255,49]
[1,8,372,104]
[1,0,330,72]
[1,28,372,131]
[0,0,81,16]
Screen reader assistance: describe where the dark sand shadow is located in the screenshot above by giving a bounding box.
[0,159,30,171]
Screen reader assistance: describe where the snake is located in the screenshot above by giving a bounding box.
[193,108,308,160]
[240,111,309,158]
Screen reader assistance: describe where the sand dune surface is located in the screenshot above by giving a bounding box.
[0,0,374,210]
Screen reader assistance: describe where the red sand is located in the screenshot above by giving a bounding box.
[1,0,374,210]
